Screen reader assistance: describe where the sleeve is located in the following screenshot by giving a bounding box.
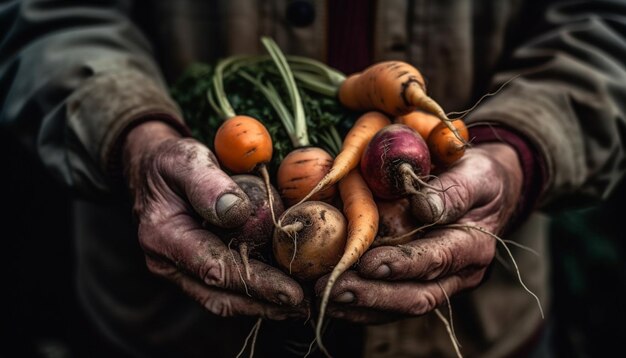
[0,0,189,197]
[465,0,626,210]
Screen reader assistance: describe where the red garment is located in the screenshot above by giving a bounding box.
[327,0,375,74]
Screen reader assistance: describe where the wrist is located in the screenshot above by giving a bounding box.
[121,120,185,190]
[123,120,182,159]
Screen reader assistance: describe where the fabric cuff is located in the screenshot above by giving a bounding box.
[66,70,190,189]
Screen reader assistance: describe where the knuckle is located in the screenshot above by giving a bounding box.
[467,270,486,288]
[409,291,438,316]
[144,256,176,277]
[164,138,216,170]
[144,257,162,274]
[425,246,453,280]
[136,217,175,253]
[204,297,235,317]
[137,221,160,253]
[201,257,227,288]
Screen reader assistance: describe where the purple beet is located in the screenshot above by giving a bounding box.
[360,124,431,200]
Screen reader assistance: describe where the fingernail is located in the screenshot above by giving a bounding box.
[373,264,391,278]
[288,311,307,319]
[216,193,241,219]
[334,291,355,303]
[277,293,291,305]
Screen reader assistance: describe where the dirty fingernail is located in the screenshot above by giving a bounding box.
[216,193,242,219]
[373,264,391,278]
[277,293,291,305]
[334,291,355,303]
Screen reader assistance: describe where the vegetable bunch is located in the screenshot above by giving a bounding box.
[170,37,470,357]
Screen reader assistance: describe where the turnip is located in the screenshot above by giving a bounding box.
[360,123,431,200]
[273,201,347,282]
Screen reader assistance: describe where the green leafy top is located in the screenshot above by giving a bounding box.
[170,52,356,174]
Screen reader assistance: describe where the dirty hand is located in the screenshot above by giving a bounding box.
[315,143,523,323]
[123,121,306,320]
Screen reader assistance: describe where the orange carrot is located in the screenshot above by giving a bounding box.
[213,115,273,173]
[395,110,441,141]
[338,61,466,145]
[427,118,469,168]
[316,168,379,356]
[210,57,280,229]
[285,111,391,212]
[243,37,340,208]
[276,147,336,207]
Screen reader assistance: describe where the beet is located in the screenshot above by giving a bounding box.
[360,124,431,200]
[210,175,284,264]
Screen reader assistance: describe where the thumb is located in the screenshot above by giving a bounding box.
[410,149,497,224]
[410,173,467,224]
[165,138,252,228]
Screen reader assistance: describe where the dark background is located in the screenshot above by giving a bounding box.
[1,126,624,357]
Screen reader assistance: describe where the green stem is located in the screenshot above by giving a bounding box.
[292,71,339,97]
[287,56,346,85]
[238,71,301,148]
[261,37,309,147]
[211,55,266,120]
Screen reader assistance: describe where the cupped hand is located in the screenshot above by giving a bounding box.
[315,143,523,324]
[123,121,307,320]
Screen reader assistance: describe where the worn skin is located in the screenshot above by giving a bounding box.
[123,121,307,320]
[314,143,523,323]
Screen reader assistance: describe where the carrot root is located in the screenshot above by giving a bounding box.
[315,169,378,356]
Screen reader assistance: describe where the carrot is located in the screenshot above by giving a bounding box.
[239,37,342,208]
[427,118,469,168]
[395,110,441,141]
[315,168,379,356]
[276,147,336,206]
[213,115,273,173]
[283,111,391,214]
[338,61,467,145]
[209,56,282,271]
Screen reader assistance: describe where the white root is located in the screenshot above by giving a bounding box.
[435,309,463,358]
[228,239,250,297]
[445,224,544,319]
[236,317,263,358]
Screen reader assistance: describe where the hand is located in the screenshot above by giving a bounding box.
[123,121,307,320]
[315,143,523,324]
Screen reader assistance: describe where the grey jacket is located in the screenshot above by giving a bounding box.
[1,0,625,357]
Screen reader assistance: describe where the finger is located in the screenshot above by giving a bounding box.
[161,265,308,320]
[140,213,304,306]
[316,271,484,316]
[411,149,501,224]
[161,138,252,228]
[325,305,404,325]
[358,226,496,281]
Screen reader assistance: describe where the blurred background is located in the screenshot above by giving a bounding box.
[1,123,625,357]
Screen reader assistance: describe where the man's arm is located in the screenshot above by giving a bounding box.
[0,0,185,195]
[466,0,626,209]
[0,0,307,320]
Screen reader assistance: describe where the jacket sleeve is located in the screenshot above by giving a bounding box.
[0,0,187,196]
[465,0,626,210]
